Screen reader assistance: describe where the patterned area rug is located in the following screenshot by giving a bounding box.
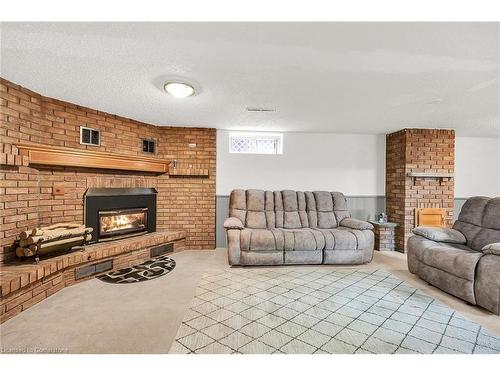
[169,268,500,354]
[97,255,175,284]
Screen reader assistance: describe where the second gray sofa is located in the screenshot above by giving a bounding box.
[224,189,374,266]
[408,196,500,315]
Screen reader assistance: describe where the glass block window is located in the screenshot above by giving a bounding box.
[229,132,283,154]
[231,137,252,153]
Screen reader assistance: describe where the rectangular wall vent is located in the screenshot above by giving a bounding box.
[142,139,156,154]
[150,243,174,257]
[75,260,113,280]
[246,107,276,112]
[80,126,100,146]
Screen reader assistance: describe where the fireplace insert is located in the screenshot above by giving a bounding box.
[84,188,157,243]
[99,207,148,239]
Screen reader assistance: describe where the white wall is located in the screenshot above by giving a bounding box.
[455,137,500,198]
[216,131,385,196]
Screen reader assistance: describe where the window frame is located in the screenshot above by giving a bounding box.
[229,132,283,155]
[80,126,100,146]
[141,138,156,154]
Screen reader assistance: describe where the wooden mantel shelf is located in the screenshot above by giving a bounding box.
[169,167,209,177]
[406,171,454,185]
[17,143,169,173]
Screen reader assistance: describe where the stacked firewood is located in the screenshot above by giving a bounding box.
[16,223,93,260]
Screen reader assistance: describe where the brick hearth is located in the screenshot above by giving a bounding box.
[0,230,185,323]
[386,128,455,252]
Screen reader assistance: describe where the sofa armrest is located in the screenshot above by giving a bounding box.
[412,227,466,244]
[340,218,374,230]
[224,217,244,230]
[482,243,500,256]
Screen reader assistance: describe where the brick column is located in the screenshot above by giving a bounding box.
[386,129,455,252]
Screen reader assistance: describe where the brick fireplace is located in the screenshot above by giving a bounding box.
[0,77,216,264]
[386,128,455,252]
[0,77,216,322]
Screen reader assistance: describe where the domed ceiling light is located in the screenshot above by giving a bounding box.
[164,82,195,98]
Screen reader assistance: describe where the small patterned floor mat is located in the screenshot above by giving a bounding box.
[97,255,176,284]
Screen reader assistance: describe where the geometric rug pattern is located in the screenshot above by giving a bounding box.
[169,268,500,354]
[97,255,175,284]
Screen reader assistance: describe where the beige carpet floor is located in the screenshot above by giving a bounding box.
[1,249,499,354]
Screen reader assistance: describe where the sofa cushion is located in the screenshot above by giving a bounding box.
[282,190,298,211]
[264,191,276,229]
[274,191,285,228]
[245,190,267,229]
[247,189,265,211]
[418,245,482,281]
[246,211,267,229]
[279,229,325,251]
[278,190,311,229]
[483,198,500,230]
[304,191,318,228]
[240,228,284,252]
[229,189,247,225]
[313,191,337,229]
[482,242,500,256]
[317,211,336,229]
[314,227,360,250]
[229,189,277,229]
[452,221,482,249]
[282,190,303,229]
[332,192,351,223]
[297,191,309,228]
[452,197,500,251]
[457,196,490,226]
[314,191,334,211]
[471,198,500,251]
[236,190,350,231]
[340,218,374,230]
[471,227,500,253]
[412,227,466,244]
[229,189,246,209]
[282,212,300,229]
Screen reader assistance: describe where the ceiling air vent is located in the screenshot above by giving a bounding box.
[246,107,276,113]
[80,126,100,146]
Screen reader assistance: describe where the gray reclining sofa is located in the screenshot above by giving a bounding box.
[224,189,374,266]
[408,197,500,315]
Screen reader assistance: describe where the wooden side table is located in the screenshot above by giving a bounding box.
[369,221,398,251]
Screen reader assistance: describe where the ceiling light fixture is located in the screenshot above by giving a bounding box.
[164,82,195,98]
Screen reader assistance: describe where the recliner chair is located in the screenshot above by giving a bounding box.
[408,196,500,315]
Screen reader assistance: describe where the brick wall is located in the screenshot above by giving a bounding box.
[386,129,455,252]
[0,78,216,263]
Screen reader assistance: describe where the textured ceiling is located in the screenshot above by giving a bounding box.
[1,22,499,136]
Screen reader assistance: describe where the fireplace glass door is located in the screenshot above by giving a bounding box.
[98,208,148,239]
